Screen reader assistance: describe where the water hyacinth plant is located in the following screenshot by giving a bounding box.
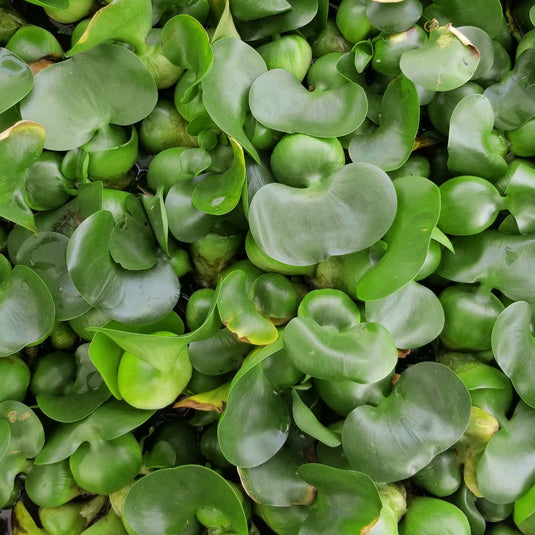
[1,0,535,533]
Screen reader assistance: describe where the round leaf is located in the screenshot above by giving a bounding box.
[125,465,248,535]
[342,362,471,483]
[20,44,158,150]
[0,48,33,115]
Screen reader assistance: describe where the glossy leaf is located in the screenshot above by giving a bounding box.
[492,301,535,409]
[125,465,248,535]
[238,447,315,507]
[400,23,480,92]
[230,0,291,21]
[0,401,45,508]
[342,362,471,483]
[447,94,508,181]
[439,231,535,302]
[20,44,158,151]
[250,68,367,138]
[249,162,397,266]
[357,175,440,300]
[141,188,169,255]
[68,0,152,55]
[15,231,91,321]
[284,289,397,383]
[297,464,382,535]
[484,48,535,130]
[192,137,246,215]
[503,161,535,234]
[67,210,180,324]
[0,264,55,357]
[202,38,266,163]
[0,120,45,231]
[218,340,291,467]
[0,48,33,114]
[366,0,422,33]
[348,76,419,171]
[477,402,535,504]
[161,14,213,101]
[365,280,444,349]
[237,0,318,41]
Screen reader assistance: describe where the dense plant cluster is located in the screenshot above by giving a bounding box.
[1,0,535,533]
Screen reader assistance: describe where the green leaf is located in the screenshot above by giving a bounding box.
[161,14,213,101]
[15,232,91,321]
[20,44,158,151]
[447,94,508,181]
[230,0,291,21]
[492,302,535,409]
[342,362,471,483]
[348,76,419,171]
[236,0,318,42]
[365,280,444,349]
[67,210,180,324]
[400,23,480,92]
[192,137,246,215]
[249,162,397,266]
[202,38,266,163]
[284,289,397,383]
[250,69,367,138]
[503,161,535,234]
[366,0,422,34]
[297,464,382,535]
[433,0,504,38]
[238,447,315,506]
[218,339,291,467]
[218,270,279,345]
[484,49,535,131]
[0,265,55,357]
[68,0,152,55]
[291,389,341,447]
[0,48,33,114]
[141,188,169,255]
[439,231,535,302]
[357,175,440,300]
[477,402,535,504]
[0,401,45,508]
[0,120,45,231]
[125,465,248,535]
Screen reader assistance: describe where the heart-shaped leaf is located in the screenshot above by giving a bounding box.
[477,401,535,504]
[202,38,266,163]
[20,44,158,151]
[0,264,55,357]
[0,401,45,508]
[342,362,471,483]
[0,120,45,231]
[0,48,34,115]
[67,210,180,324]
[249,162,397,266]
[250,68,367,138]
[365,280,445,349]
[238,447,315,507]
[400,23,480,92]
[284,289,397,383]
[125,465,248,535]
[297,464,382,535]
[357,175,440,300]
[218,339,291,467]
[492,301,535,409]
[348,76,419,171]
[439,231,535,302]
[447,94,508,181]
